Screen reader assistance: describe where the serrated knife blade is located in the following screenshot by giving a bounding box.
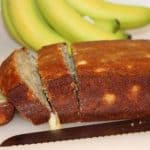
[1,118,150,147]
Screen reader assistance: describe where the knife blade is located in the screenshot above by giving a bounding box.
[1,118,150,147]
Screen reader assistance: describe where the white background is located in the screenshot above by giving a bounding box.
[0,0,150,149]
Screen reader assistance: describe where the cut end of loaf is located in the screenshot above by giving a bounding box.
[60,43,75,77]
[0,47,55,125]
[15,49,51,111]
[15,49,53,124]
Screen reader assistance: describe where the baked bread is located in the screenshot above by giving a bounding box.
[38,43,79,123]
[0,40,149,126]
[0,93,14,125]
[0,48,51,125]
[72,40,150,122]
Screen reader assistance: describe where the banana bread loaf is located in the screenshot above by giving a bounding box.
[72,40,150,122]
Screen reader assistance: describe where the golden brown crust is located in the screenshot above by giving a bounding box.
[38,44,68,80]
[8,84,50,124]
[38,44,79,123]
[0,50,21,95]
[72,40,150,122]
[0,48,50,125]
[0,102,14,125]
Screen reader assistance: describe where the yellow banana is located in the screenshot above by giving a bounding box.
[1,0,25,45]
[94,19,120,33]
[36,0,128,43]
[66,0,150,29]
[7,0,65,51]
[83,16,120,32]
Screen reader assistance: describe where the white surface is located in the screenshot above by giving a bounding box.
[0,0,150,149]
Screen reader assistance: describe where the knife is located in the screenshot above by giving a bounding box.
[1,118,150,147]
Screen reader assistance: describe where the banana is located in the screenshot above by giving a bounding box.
[84,16,130,40]
[1,0,25,45]
[83,16,120,33]
[66,0,150,29]
[115,30,131,39]
[94,19,120,33]
[36,0,128,43]
[7,0,65,51]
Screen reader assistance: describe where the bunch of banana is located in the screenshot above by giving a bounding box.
[36,0,128,43]
[1,0,150,51]
[1,0,65,51]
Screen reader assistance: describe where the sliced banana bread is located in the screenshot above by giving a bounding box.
[38,43,79,123]
[0,48,51,125]
[72,40,150,122]
[0,93,14,125]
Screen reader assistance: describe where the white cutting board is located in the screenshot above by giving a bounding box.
[0,0,150,149]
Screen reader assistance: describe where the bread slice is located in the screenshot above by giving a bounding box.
[0,48,51,125]
[0,93,14,125]
[72,40,150,122]
[38,43,79,123]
